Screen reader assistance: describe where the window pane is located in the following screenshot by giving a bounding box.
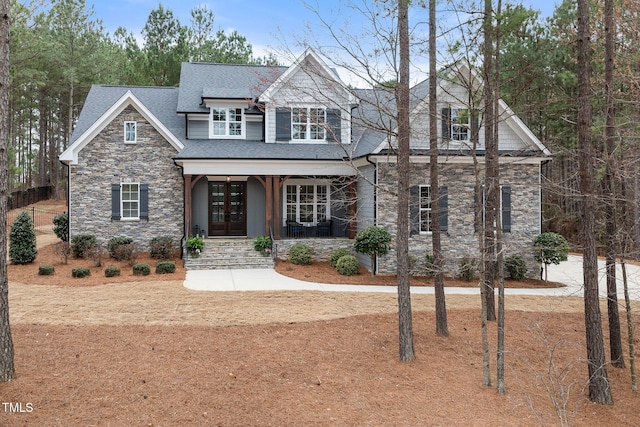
[419,185,431,232]
[125,122,136,142]
[451,108,469,141]
[121,183,139,218]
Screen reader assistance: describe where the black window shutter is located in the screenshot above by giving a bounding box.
[441,108,451,140]
[439,185,448,232]
[502,185,511,232]
[326,109,341,142]
[140,184,149,220]
[410,185,420,236]
[111,184,121,220]
[275,108,291,141]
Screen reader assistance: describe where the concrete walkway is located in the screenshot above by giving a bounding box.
[184,255,640,300]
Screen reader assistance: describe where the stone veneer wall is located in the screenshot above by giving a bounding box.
[68,106,184,248]
[375,161,542,278]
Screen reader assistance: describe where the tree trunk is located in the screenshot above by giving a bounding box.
[0,0,15,382]
[395,0,414,362]
[603,0,624,369]
[429,0,448,337]
[621,260,637,390]
[577,0,613,404]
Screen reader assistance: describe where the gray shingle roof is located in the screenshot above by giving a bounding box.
[177,62,288,113]
[69,85,183,146]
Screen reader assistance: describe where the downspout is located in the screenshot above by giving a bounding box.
[365,154,378,274]
[173,159,186,261]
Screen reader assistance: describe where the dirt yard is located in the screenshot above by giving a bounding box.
[1,203,639,426]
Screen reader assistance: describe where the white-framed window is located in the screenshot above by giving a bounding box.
[121,182,140,219]
[451,108,470,141]
[284,181,330,225]
[419,185,432,233]
[124,121,137,143]
[211,107,243,137]
[292,107,325,141]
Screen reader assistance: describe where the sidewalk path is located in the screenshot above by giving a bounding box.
[184,255,640,301]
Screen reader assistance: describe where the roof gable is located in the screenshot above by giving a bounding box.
[260,48,355,104]
[60,88,184,165]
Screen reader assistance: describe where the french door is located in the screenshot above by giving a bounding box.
[208,182,247,236]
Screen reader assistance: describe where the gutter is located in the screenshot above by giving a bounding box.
[173,158,187,261]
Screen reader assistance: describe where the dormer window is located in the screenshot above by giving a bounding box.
[292,107,325,141]
[451,108,470,141]
[124,121,136,143]
[212,107,243,137]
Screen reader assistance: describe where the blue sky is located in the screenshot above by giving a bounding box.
[87,0,560,84]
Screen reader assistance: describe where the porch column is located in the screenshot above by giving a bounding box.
[184,174,192,239]
[265,175,273,236]
[348,179,357,238]
[273,175,281,239]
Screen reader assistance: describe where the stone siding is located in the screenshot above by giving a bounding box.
[69,106,184,249]
[375,161,541,278]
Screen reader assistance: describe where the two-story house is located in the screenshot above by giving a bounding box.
[60,48,550,277]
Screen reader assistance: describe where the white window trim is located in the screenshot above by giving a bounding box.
[291,106,327,143]
[419,185,432,235]
[124,121,137,144]
[206,101,247,139]
[451,107,470,142]
[283,179,331,226]
[121,181,140,221]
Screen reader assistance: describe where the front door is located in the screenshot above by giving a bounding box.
[208,182,247,236]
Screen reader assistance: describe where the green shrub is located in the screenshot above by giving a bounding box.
[71,267,91,278]
[457,257,477,282]
[108,236,134,259]
[104,266,121,278]
[38,265,55,276]
[330,248,352,268]
[253,235,271,254]
[9,211,38,264]
[53,212,68,242]
[353,226,391,276]
[534,232,569,281]
[150,236,174,259]
[289,244,312,265]
[155,262,176,274]
[505,254,528,281]
[132,263,151,276]
[187,236,204,258]
[336,255,359,276]
[71,234,96,258]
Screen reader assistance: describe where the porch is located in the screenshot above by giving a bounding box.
[183,174,358,241]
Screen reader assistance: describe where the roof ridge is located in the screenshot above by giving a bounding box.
[94,84,178,90]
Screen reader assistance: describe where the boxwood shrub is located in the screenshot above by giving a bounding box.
[104,266,121,278]
[505,254,528,281]
[132,263,151,276]
[330,248,352,268]
[71,267,91,278]
[335,255,359,276]
[38,265,55,276]
[289,244,312,265]
[155,262,176,274]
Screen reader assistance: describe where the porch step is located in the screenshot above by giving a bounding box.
[184,238,274,270]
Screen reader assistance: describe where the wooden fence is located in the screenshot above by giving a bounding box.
[8,186,54,211]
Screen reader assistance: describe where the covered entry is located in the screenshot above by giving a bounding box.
[208,181,246,236]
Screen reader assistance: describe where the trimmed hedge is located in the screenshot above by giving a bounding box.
[72,267,91,278]
[289,244,312,265]
[132,263,151,276]
[104,266,121,278]
[155,262,176,274]
[38,265,55,276]
[336,255,359,276]
[330,248,352,268]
